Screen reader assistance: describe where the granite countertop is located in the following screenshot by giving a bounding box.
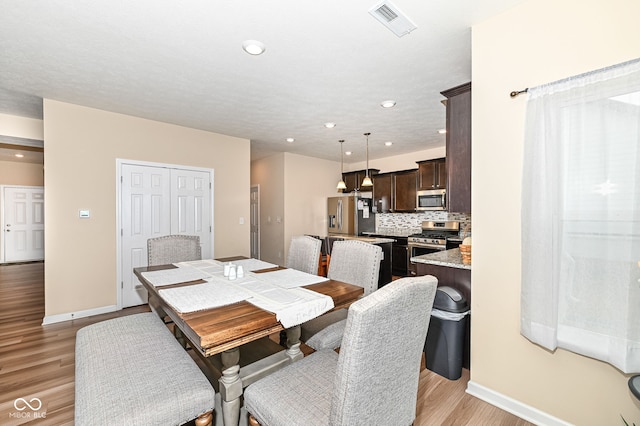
[362,229,419,238]
[410,248,471,270]
[329,234,395,244]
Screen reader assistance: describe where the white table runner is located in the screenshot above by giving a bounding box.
[253,268,329,289]
[158,280,253,313]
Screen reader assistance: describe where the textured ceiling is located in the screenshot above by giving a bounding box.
[0,0,523,164]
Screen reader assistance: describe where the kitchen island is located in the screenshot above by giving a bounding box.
[411,247,471,370]
[410,247,471,270]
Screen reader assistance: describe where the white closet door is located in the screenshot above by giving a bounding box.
[121,164,171,307]
[2,186,44,262]
[170,169,212,259]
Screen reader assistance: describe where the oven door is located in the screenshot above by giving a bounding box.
[408,243,446,276]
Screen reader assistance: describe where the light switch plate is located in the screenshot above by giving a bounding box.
[79,209,90,218]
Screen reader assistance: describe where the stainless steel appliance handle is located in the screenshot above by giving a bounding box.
[337,199,342,230]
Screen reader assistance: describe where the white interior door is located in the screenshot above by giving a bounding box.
[171,169,212,259]
[250,185,260,259]
[2,186,44,263]
[119,162,213,308]
[121,165,171,307]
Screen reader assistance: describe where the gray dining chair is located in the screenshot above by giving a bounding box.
[286,235,322,275]
[147,234,201,266]
[244,275,438,426]
[301,240,382,350]
[146,234,201,333]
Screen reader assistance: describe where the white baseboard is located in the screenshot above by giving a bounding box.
[466,380,572,426]
[42,304,118,325]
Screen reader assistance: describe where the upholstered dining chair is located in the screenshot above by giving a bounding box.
[286,235,322,275]
[146,234,201,332]
[147,234,201,266]
[300,240,382,350]
[244,275,438,426]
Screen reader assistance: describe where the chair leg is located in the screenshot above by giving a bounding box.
[195,410,213,426]
[248,414,261,426]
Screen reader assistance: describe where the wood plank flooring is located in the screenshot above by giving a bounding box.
[0,262,532,425]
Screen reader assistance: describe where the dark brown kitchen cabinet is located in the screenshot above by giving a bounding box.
[393,169,417,212]
[372,170,417,212]
[441,82,471,213]
[340,169,379,193]
[372,173,392,213]
[417,158,446,190]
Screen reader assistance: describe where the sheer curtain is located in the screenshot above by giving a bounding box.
[521,58,640,373]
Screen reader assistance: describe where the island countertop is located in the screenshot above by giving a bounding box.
[410,248,471,270]
[328,234,395,244]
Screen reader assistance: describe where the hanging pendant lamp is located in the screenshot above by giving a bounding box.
[361,132,373,187]
[337,140,347,190]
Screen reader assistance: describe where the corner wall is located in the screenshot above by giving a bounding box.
[44,100,250,317]
[472,0,640,424]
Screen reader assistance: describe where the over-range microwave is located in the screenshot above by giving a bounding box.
[416,189,446,211]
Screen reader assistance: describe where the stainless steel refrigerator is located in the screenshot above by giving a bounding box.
[327,195,375,236]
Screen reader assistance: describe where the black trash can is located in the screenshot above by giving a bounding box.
[424,286,470,380]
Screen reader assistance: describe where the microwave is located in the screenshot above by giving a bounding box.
[416,189,446,211]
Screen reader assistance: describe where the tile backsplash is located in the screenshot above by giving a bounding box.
[376,212,471,237]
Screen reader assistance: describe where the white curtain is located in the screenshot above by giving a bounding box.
[521,58,640,373]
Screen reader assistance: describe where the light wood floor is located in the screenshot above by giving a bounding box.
[0,262,532,425]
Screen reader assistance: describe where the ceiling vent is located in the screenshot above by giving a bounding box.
[368,1,417,38]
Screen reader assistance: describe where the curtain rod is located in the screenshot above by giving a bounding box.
[510,88,528,98]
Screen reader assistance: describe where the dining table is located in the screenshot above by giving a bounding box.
[134,256,364,426]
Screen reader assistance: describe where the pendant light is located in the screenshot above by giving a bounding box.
[337,140,347,190]
[361,132,373,187]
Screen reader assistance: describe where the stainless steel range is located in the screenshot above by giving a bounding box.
[408,221,460,275]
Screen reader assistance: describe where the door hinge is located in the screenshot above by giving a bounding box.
[120,175,123,183]
[121,281,124,289]
[121,228,123,236]
[210,226,212,232]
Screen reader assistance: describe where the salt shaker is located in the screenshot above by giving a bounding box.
[237,265,244,278]
[228,265,237,280]
[223,263,231,277]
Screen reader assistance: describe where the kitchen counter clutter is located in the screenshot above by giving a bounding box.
[410,248,471,270]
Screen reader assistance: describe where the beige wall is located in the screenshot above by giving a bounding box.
[0,161,43,186]
[251,152,341,265]
[472,0,640,424]
[346,146,446,173]
[251,154,285,265]
[44,100,250,317]
[283,153,342,258]
[0,113,44,140]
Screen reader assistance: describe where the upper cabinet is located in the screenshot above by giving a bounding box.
[340,169,379,193]
[417,158,446,190]
[441,82,471,213]
[394,170,418,212]
[373,169,417,213]
[372,173,392,213]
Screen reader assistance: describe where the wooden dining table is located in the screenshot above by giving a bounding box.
[134,256,363,426]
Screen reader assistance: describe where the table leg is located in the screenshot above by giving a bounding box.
[285,325,303,362]
[219,348,242,426]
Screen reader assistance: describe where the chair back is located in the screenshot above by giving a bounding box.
[147,235,201,266]
[329,275,438,425]
[327,240,382,295]
[286,235,322,275]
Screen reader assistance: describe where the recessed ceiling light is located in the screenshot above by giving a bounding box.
[15,153,24,158]
[438,129,447,134]
[345,151,352,156]
[286,137,295,143]
[381,100,396,108]
[324,122,336,129]
[242,40,265,55]
[385,141,393,146]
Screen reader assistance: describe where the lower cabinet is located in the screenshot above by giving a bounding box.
[416,263,471,370]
